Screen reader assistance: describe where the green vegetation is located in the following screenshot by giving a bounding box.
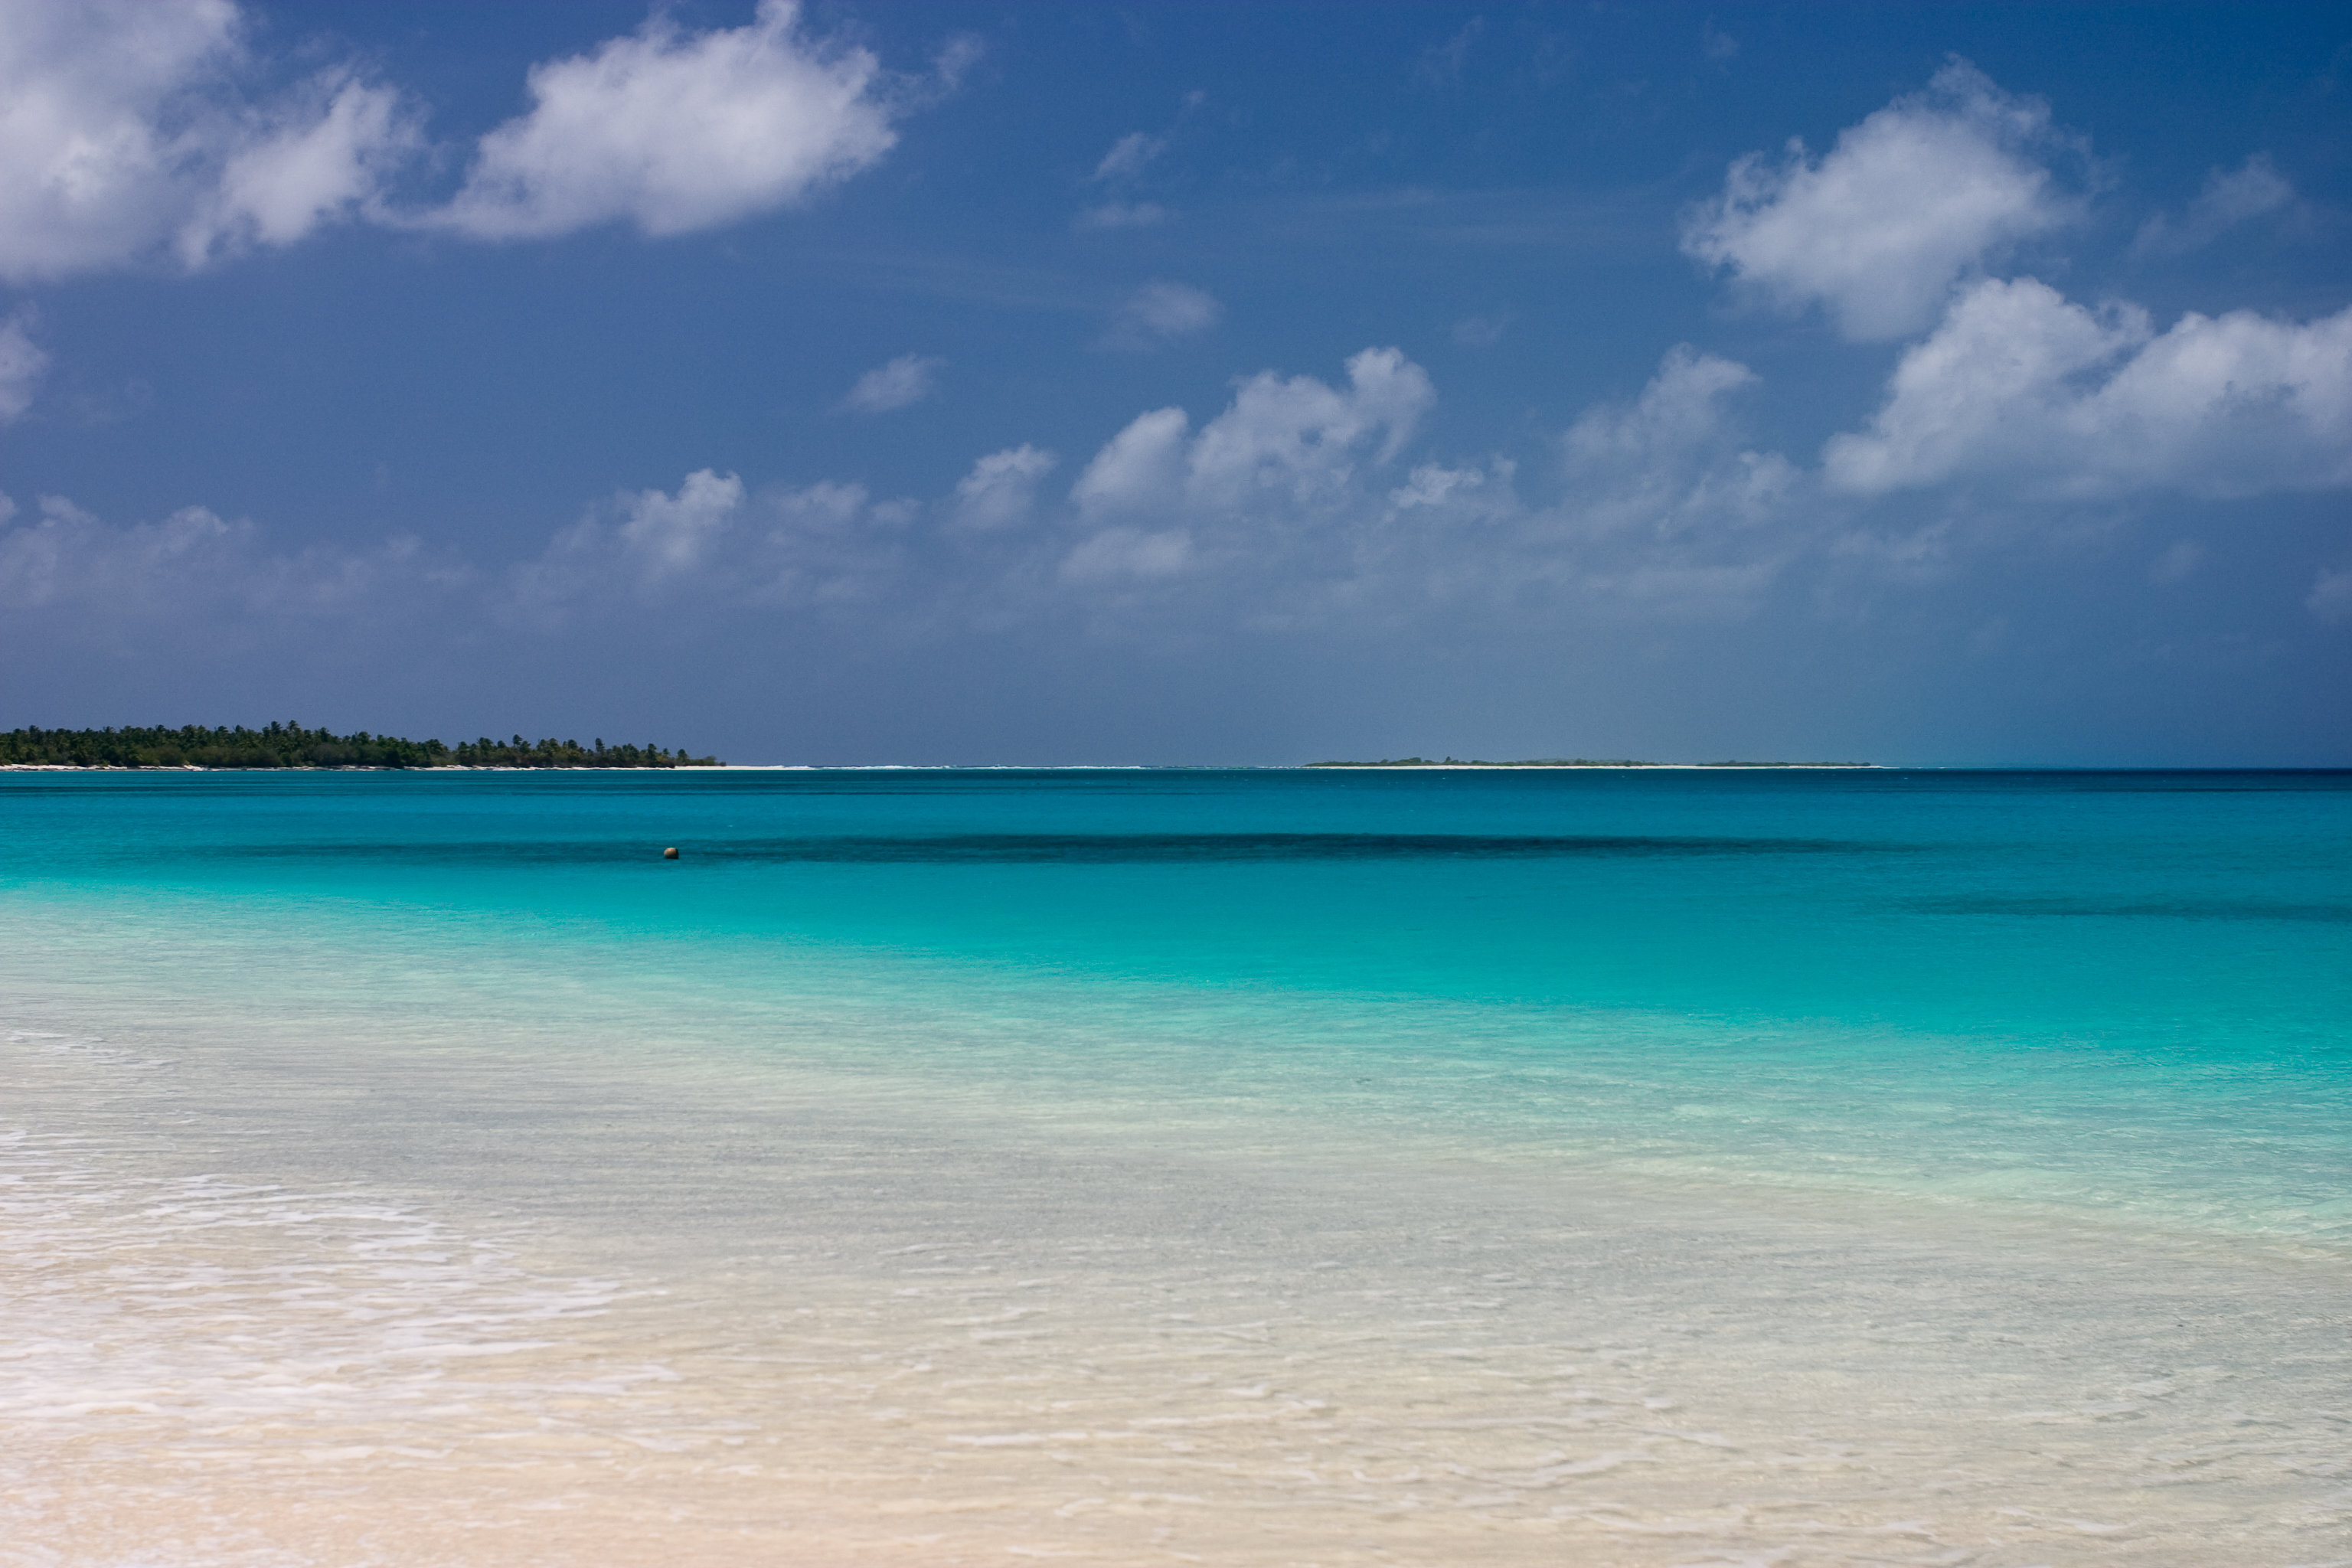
[1305,756,1870,768]
[0,722,720,769]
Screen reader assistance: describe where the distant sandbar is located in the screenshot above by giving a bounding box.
[1305,757,1874,769]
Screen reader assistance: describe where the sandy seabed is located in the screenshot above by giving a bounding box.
[5,985,2346,1568]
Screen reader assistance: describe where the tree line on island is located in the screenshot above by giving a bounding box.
[0,723,720,769]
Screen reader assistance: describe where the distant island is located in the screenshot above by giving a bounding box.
[1305,756,1873,769]
[1,723,720,769]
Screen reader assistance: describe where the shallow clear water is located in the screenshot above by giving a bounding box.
[2,768,2347,1565]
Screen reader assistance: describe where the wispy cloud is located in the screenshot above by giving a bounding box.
[0,309,51,423]
[1099,281,1222,351]
[1092,131,1167,183]
[2309,563,2352,623]
[1416,19,1483,87]
[841,354,946,413]
[1074,201,1171,231]
[2132,154,2297,257]
[1449,312,1511,348]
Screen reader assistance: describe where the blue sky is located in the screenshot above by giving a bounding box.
[1,1,2346,764]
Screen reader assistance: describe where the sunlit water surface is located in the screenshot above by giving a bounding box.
[2,767,2347,1566]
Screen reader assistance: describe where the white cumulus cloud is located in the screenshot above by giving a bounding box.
[1824,276,2352,500]
[1060,525,1192,584]
[0,0,418,280]
[615,467,746,577]
[1559,346,1800,542]
[1184,347,1432,512]
[518,468,749,611]
[952,445,1057,531]
[841,353,945,413]
[1071,407,1192,522]
[181,70,417,265]
[1075,347,1432,524]
[518,469,912,612]
[1065,348,1434,583]
[437,0,898,241]
[1057,345,1812,621]
[1682,60,2075,341]
[0,0,920,276]
[0,490,463,632]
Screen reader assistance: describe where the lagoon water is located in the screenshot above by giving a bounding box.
[2,766,2347,1566]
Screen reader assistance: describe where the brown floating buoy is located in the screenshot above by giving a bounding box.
[662,846,679,859]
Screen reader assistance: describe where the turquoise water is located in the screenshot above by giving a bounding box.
[16,766,2347,1030]
[8,766,2347,1233]
[4,767,2349,1565]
